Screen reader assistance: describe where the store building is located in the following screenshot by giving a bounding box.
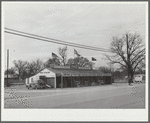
[26,65,112,88]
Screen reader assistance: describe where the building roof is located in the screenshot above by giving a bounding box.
[47,67,111,77]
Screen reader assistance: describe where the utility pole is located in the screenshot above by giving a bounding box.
[7,49,9,86]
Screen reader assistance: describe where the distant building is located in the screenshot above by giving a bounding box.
[4,74,15,79]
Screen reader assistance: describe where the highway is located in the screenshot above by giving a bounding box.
[4,83,145,108]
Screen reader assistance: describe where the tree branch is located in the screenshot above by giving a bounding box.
[133,57,145,73]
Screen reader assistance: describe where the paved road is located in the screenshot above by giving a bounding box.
[4,83,145,108]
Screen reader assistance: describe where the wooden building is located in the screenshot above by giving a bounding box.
[26,65,112,88]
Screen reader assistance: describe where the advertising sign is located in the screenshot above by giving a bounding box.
[70,64,78,69]
[78,67,91,70]
[53,65,70,69]
[63,73,71,76]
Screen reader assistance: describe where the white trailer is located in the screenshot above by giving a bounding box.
[134,74,145,83]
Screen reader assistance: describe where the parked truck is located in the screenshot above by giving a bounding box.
[134,74,145,83]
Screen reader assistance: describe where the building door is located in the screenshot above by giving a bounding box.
[27,78,29,84]
[40,76,47,83]
[67,77,71,87]
[47,78,55,88]
[56,76,61,88]
[105,76,111,84]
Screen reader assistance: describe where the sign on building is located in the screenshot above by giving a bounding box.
[70,64,78,69]
[78,67,91,70]
[53,65,70,69]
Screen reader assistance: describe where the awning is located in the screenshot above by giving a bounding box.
[89,73,97,76]
[98,73,111,76]
[72,73,80,76]
[62,73,71,77]
[47,67,111,77]
[105,73,111,76]
[80,73,89,76]
[56,73,61,77]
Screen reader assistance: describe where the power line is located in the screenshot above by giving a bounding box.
[5,28,110,52]
[5,30,111,53]
[5,30,111,52]
[5,27,109,51]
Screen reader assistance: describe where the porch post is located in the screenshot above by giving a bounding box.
[110,74,112,84]
[79,75,80,82]
[89,75,90,86]
[54,74,56,88]
[61,74,63,89]
[104,75,106,84]
[71,76,73,87]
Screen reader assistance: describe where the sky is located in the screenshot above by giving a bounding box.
[2,2,147,69]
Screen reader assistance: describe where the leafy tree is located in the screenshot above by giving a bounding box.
[105,33,145,85]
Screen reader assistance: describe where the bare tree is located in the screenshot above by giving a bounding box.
[32,59,44,73]
[58,46,67,66]
[136,58,145,74]
[105,33,145,85]
[27,62,35,77]
[67,58,74,66]
[71,57,89,67]
[98,66,111,73]
[5,67,15,75]
[107,63,114,73]
[27,59,44,77]
[67,57,94,69]
[45,57,61,68]
[13,60,28,80]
